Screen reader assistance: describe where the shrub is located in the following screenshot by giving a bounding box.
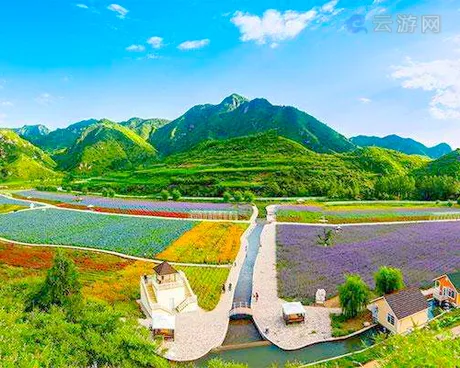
[160,190,169,201]
[27,251,82,318]
[374,266,405,295]
[233,191,243,203]
[339,274,370,319]
[222,191,232,203]
[171,189,182,201]
[243,191,255,203]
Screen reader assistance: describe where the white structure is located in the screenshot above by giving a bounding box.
[315,289,326,305]
[151,313,176,340]
[282,302,306,324]
[140,261,198,317]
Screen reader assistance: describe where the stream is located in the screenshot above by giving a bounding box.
[196,221,377,367]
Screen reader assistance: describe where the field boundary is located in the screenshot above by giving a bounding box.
[0,237,232,268]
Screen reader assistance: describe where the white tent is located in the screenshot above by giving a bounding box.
[151,314,176,331]
[282,302,305,316]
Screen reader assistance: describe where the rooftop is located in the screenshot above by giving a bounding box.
[151,313,176,330]
[446,272,460,291]
[154,261,178,276]
[282,302,305,315]
[384,288,428,320]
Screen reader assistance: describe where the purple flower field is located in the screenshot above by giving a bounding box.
[276,222,460,303]
[17,190,252,218]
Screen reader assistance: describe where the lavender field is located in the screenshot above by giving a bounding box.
[276,222,460,303]
[16,190,252,219]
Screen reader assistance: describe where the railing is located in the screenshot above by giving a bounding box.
[176,295,198,313]
[433,289,448,301]
[229,302,252,317]
[140,277,171,316]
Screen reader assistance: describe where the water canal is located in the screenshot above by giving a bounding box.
[196,221,378,367]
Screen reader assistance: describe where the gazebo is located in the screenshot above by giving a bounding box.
[282,302,306,325]
[151,313,176,340]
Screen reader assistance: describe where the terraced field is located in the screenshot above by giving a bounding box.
[16,190,253,220]
[276,202,460,224]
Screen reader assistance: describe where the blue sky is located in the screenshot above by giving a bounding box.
[1,0,459,147]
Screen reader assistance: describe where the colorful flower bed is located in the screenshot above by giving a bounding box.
[16,190,252,220]
[276,222,460,303]
[0,242,229,311]
[157,222,248,264]
[276,203,460,224]
[0,208,197,260]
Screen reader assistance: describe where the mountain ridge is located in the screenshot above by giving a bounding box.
[351,134,452,159]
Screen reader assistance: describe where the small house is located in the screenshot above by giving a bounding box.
[369,288,429,334]
[140,261,198,317]
[433,272,460,307]
[282,302,305,325]
[151,313,175,340]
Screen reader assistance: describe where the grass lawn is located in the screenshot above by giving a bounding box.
[311,309,460,368]
[0,242,228,313]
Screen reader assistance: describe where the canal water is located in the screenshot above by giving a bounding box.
[196,221,378,367]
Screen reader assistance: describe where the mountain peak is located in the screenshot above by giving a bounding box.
[219,94,249,110]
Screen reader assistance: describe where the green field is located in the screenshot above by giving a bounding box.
[276,201,460,224]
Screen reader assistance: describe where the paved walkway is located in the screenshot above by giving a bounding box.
[142,210,259,362]
[252,222,341,350]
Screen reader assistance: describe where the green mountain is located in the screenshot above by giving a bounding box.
[416,149,460,178]
[119,118,170,140]
[55,120,157,175]
[150,94,356,156]
[33,119,98,152]
[14,125,50,145]
[93,132,426,197]
[351,134,451,159]
[0,129,59,181]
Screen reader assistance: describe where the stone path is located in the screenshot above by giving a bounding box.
[144,208,259,362]
[252,222,341,350]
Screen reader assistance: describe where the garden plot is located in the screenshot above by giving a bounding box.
[276,222,460,303]
[16,190,252,220]
[0,209,242,264]
[276,203,460,224]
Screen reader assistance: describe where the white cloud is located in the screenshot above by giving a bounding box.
[35,93,55,105]
[392,57,460,120]
[0,101,13,107]
[76,4,89,9]
[147,36,164,49]
[322,0,339,13]
[178,39,210,50]
[146,54,159,59]
[231,9,318,47]
[126,44,145,52]
[107,4,128,19]
[358,97,372,104]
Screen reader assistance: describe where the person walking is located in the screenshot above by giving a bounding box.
[222,284,226,293]
[255,292,259,302]
[229,283,232,291]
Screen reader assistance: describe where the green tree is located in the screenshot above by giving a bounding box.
[243,190,255,203]
[171,189,182,201]
[160,190,169,201]
[27,251,82,316]
[233,191,243,202]
[338,274,370,319]
[81,186,89,195]
[374,266,405,295]
[222,191,232,203]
